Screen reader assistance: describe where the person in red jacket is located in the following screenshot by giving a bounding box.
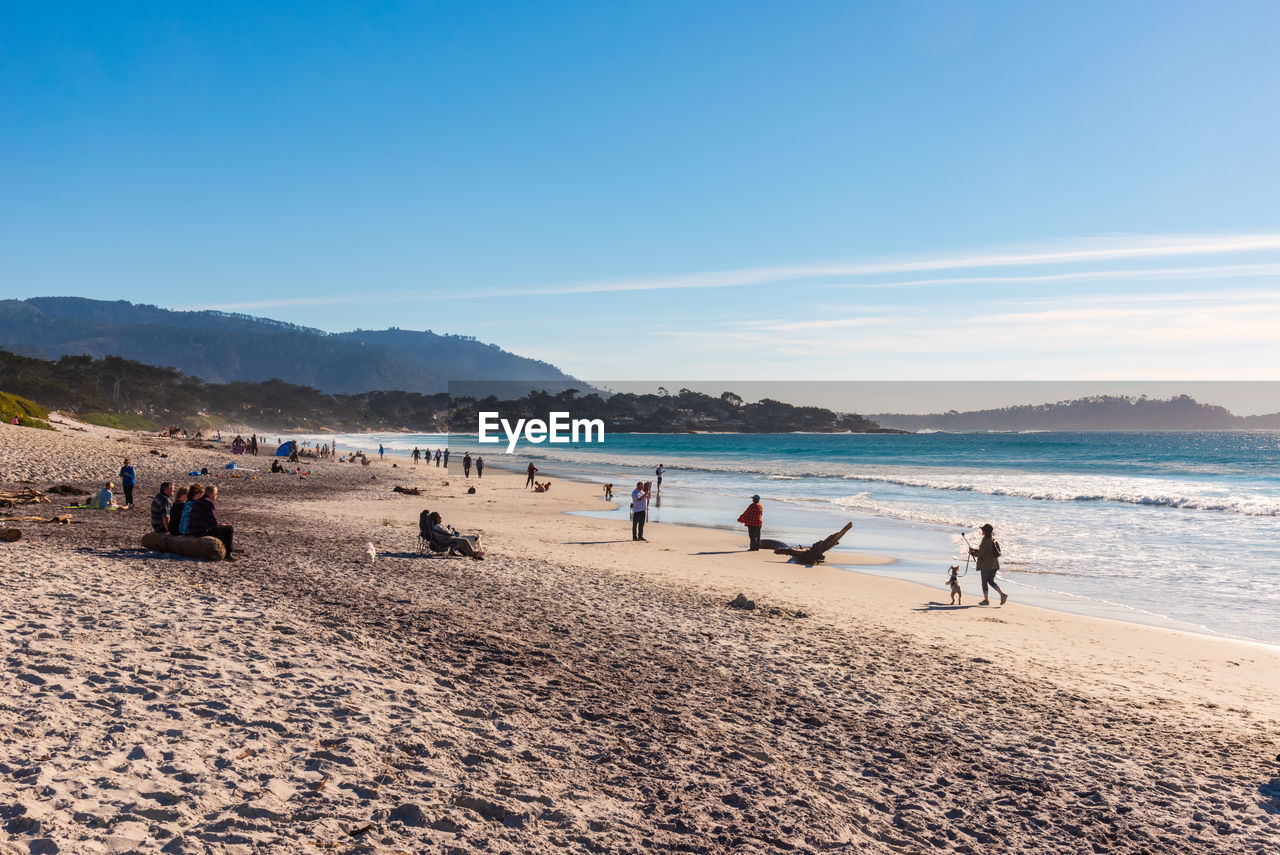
[738,495,764,551]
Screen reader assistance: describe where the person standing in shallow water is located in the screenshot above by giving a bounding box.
[969,523,1007,606]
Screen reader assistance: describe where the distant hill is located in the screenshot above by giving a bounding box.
[872,395,1280,432]
[0,297,579,395]
[0,349,890,435]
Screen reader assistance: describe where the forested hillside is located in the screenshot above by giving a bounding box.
[0,297,577,395]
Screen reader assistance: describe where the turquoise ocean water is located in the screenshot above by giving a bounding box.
[300,431,1280,646]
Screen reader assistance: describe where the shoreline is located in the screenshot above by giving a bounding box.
[177,426,1280,649]
[2,420,1279,852]
[435,451,1280,650]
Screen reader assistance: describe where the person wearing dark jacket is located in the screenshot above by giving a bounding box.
[737,495,764,550]
[968,523,1007,605]
[150,482,174,533]
[167,486,188,535]
[189,485,235,561]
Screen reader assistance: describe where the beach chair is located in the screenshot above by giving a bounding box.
[417,510,455,557]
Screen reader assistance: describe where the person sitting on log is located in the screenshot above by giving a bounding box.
[177,483,203,535]
[150,482,174,533]
[167,486,188,536]
[188,484,235,561]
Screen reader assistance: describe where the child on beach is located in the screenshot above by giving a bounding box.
[603,483,613,500]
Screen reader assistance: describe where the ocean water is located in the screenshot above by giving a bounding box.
[303,431,1280,646]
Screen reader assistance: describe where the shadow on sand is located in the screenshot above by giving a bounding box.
[913,601,979,612]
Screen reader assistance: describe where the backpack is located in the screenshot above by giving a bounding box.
[418,509,433,539]
[993,541,1002,558]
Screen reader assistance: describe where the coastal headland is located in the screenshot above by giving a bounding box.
[1,419,1278,853]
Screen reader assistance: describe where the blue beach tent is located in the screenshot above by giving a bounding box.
[275,440,297,457]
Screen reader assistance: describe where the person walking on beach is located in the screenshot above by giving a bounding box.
[969,523,1007,605]
[738,494,764,551]
[412,447,421,465]
[150,482,174,534]
[475,456,484,478]
[631,481,649,541]
[443,448,450,468]
[463,452,472,478]
[526,462,538,488]
[379,444,385,460]
[435,449,442,467]
[119,458,137,509]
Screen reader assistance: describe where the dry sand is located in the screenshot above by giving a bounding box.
[1,419,1279,854]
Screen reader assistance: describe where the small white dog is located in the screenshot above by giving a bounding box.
[364,542,377,563]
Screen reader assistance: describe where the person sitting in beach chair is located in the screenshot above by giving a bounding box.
[418,509,452,555]
[422,510,484,559]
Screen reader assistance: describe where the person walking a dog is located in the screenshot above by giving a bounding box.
[969,523,1007,605]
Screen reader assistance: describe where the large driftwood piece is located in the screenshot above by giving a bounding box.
[0,488,49,508]
[141,531,227,561]
[773,522,853,566]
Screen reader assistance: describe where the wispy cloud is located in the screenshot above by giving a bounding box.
[181,231,1280,312]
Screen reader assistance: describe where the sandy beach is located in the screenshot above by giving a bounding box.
[1,419,1279,854]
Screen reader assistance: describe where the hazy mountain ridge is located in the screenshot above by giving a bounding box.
[0,297,577,394]
[873,395,1280,431]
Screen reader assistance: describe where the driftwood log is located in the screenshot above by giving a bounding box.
[392,485,422,495]
[773,522,853,566]
[140,531,227,561]
[0,528,21,542]
[0,488,49,508]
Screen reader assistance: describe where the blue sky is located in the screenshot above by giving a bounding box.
[3,1,1280,384]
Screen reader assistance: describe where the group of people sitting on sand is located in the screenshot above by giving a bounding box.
[150,481,237,561]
